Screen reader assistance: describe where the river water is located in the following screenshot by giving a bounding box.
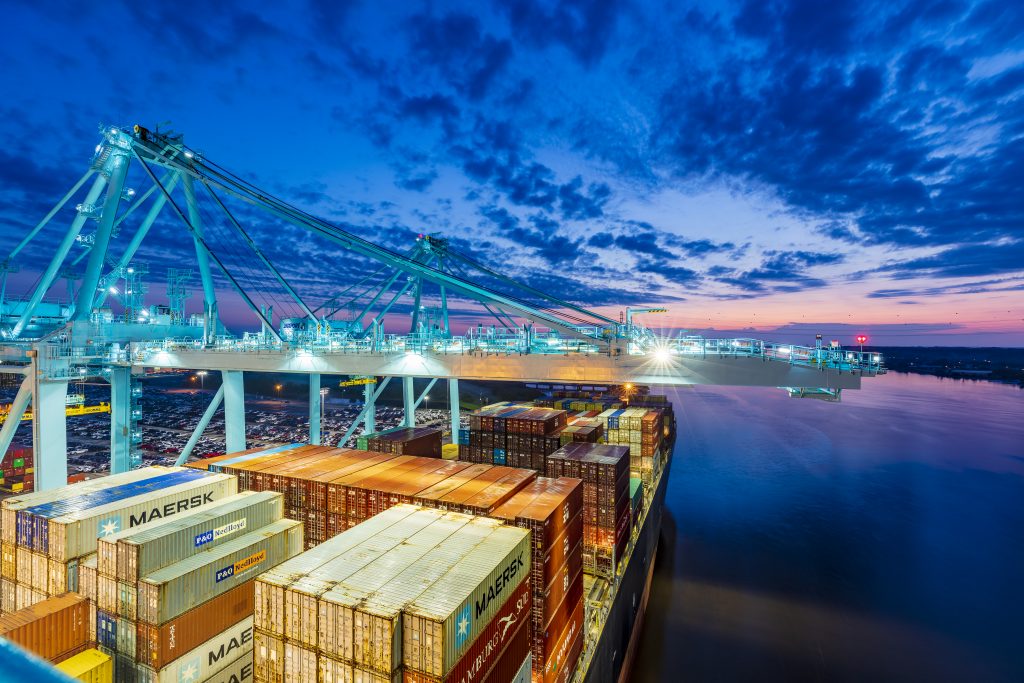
[632,372,1024,682]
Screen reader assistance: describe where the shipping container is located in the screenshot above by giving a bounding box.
[254,505,421,633]
[111,490,284,581]
[137,518,303,624]
[1,576,15,612]
[254,628,284,682]
[287,509,473,650]
[134,616,253,683]
[46,472,238,562]
[3,467,175,546]
[18,468,223,553]
[186,443,304,472]
[401,525,531,677]
[536,578,584,683]
[203,650,254,683]
[403,577,532,683]
[78,553,98,603]
[136,578,255,670]
[1,540,15,579]
[319,514,502,671]
[0,592,90,662]
[48,555,82,595]
[53,647,113,683]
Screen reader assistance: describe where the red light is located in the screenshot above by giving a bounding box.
[856,335,868,345]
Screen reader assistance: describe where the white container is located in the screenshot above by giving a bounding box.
[115,490,284,581]
[402,525,530,676]
[138,519,302,625]
[286,508,458,647]
[48,473,238,562]
[1,467,173,544]
[255,505,420,632]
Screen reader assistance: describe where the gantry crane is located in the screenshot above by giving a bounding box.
[0,124,885,491]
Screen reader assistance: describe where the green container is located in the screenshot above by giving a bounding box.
[12,458,24,468]
[357,437,369,450]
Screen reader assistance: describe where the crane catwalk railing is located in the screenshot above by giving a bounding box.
[127,332,885,373]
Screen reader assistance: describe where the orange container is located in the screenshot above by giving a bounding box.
[0,592,89,662]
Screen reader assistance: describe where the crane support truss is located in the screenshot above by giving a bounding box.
[0,124,886,490]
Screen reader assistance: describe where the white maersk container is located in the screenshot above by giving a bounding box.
[138,518,303,625]
[97,490,284,580]
[402,525,531,677]
[47,472,237,562]
[203,648,255,683]
[287,509,476,651]
[343,516,505,675]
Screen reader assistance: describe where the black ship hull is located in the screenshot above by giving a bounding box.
[581,449,671,683]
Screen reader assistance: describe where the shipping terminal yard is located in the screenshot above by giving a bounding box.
[0,125,885,683]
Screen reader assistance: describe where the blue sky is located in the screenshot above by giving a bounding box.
[1,0,1022,345]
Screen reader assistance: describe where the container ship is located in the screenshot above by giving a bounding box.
[0,388,674,683]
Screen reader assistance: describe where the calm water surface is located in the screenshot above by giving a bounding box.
[633,372,1024,682]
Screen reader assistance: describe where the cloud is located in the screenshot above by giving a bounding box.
[876,241,1024,279]
[653,0,1024,255]
[406,12,514,100]
[499,0,623,66]
[714,250,845,293]
[480,205,584,264]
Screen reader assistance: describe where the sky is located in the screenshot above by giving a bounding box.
[1,0,1022,346]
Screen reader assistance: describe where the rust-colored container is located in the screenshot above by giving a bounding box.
[0,592,89,662]
[412,464,491,507]
[491,477,583,554]
[324,451,398,515]
[135,578,255,669]
[536,584,584,683]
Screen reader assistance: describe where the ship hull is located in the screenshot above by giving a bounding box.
[581,451,671,683]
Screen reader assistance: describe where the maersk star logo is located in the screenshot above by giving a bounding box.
[178,657,200,682]
[98,516,120,537]
[454,604,472,649]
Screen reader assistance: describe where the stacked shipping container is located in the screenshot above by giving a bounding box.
[597,407,664,485]
[0,466,236,615]
[87,489,303,681]
[190,445,547,548]
[359,426,443,458]
[253,504,532,683]
[0,447,34,494]
[460,405,569,470]
[492,477,585,683]
[545,444,630,578]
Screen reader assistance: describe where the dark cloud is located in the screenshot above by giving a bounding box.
[499,0,622,66]
[655,0,1024,256]
[406,12,514,100]
[714,250,845,293]
[480,205,583,264]
[399,94,461,124]
[876,242,1024,279]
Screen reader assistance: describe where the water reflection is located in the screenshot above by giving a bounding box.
[633,373,1024,682]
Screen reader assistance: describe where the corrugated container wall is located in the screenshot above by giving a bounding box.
[137,518,303,625]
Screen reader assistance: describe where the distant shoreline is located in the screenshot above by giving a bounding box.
[874,347,1024,388]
